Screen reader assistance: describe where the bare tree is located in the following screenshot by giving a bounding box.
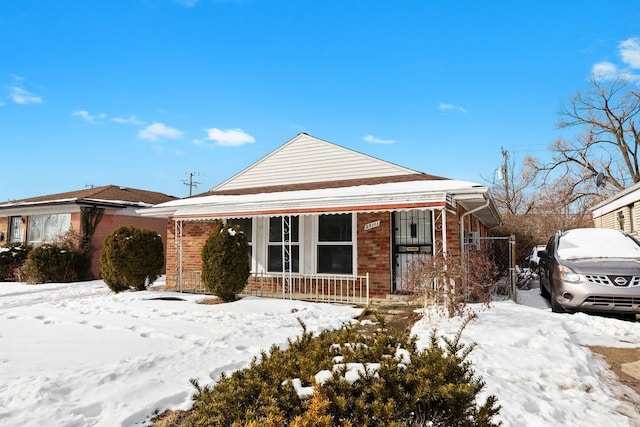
[534,77,640,201]
[490,150,538,216]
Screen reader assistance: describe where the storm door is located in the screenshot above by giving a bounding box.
[392,210,433,291]
[9,216,22,243]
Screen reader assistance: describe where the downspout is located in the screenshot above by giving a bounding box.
[459,196,490,251]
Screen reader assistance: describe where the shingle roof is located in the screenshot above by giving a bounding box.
[196,173,447,197]
[2,185,176,208]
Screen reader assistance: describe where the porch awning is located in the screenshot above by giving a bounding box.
[138,180,501,227]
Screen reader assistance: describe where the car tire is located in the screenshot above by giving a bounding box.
[538,276,551,299]
[550,284,564,313]
[540,282,550,299]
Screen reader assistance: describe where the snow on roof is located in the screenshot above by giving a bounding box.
[140,179,490,219]
[0,198,154,209]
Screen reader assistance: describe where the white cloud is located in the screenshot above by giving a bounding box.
[10,86,42,105]
[590,38,640,82]
[138,122,184,141]
[363,134,396,145]
[591,61,619,80]
[438,103,467,113]
[112,115,145,125]
[619,37,640,69]
[206,128,255,147]
[71,110,107,123]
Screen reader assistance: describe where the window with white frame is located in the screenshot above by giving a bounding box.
[267,216,299,273]
[27,214,71,245]
[317,213,353,274]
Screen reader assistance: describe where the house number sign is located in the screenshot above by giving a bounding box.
[364,220,380,230]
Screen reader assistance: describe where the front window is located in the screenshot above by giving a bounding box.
[27,214,71,245]
[268,216,299,272]
[317,214,353,274]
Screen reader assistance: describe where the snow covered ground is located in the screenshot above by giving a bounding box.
[412,289,640,426]
[1,280,639,426]
[0,280,361,426]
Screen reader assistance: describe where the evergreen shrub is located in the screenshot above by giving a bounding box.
[0,243,31,281]
[201,222,250,302]
[25,243,91,283]
[100,226,164,293]
[186,315,501,426]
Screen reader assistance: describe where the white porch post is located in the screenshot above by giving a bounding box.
[441,207,447,255]
[282,215,292,299]
[174,219,184,292]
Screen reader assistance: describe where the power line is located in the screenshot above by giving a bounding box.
[182,172,201,197]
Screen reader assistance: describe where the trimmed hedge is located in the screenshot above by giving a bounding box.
[25,243,90,283]
[100,226,164,293]
[0,243,31,281]
[201,222,250,302]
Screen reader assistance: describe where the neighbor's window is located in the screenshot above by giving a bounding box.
[317,213,353,274]
[27,214,71,245]
[268,216,299,273]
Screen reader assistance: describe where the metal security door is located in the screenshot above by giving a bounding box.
[393,210,433,291]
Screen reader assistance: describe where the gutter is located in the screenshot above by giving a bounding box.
[459,196,490,250]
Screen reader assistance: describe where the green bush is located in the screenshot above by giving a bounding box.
[0,243,31,281]
[25,243,90,283]
[186,315,501,427]
[201,222,250,302]
[100,226,164,293]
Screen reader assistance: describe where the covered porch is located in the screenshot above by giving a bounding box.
[140,179,500,302]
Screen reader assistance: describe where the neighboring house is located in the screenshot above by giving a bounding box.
[139,133,501,298]
[0,185,177,279]
[592,182,640,237]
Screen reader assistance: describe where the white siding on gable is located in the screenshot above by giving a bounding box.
[213,133,419,191]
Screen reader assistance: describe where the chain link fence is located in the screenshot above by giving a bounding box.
[478,235,516,300]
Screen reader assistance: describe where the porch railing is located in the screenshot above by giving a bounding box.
[177,270,369,305]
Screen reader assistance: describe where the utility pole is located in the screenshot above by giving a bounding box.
[501,147,510,210]
[183,172,201,197]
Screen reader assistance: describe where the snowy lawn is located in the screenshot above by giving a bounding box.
[0,280,361,426]
[2,280,640,427]
[412,289,640,426]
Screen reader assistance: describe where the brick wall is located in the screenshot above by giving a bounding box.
[0,217,8,244]
[90,213,171,279]
[166,219,219,289]
[357,212,392,296]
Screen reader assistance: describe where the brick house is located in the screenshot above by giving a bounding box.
[592,182,640,237]
[0,185,176,279]
[139,133,501,299]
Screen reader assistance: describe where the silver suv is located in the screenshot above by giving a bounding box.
[538,228,640,316]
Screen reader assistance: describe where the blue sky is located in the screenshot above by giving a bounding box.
[2,0,640,201]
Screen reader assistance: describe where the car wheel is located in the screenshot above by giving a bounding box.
[540,282,550,299]
[550,283,564,313]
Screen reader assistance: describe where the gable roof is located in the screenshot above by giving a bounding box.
[211,133,441,193]
[140,133,501,228]
[0,185,176,210]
